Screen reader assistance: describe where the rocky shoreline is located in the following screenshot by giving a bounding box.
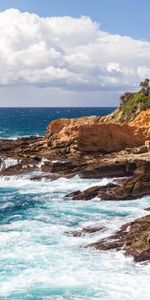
[0,106,150,262]
[87,215,150,262]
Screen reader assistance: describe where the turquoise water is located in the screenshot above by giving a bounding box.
[0,108,150,299]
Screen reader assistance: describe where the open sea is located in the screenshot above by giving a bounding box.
[0,107,150,300]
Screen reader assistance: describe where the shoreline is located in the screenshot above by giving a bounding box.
[0,108,150,262]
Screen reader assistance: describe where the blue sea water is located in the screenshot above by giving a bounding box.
[0,107,150,300]
[0,107,115,139]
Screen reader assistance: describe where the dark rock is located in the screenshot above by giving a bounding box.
[80,162,136,179]
[66,171,150,201]
[144,208,150,212]
[87,215,150,262]
[65,184,117,200]
[66,225,106,237]
[30,174,59,181]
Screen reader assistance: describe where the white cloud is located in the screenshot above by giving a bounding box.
[0,8,150,92]
[137,66,150,79]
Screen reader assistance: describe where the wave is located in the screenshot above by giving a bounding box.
[0,173,150,298]
[0,133,41,140]
[0,157,21,171]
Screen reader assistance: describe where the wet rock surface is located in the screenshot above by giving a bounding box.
[66,225,106,237]
[66,161,150,201]
[67,174,150,201]
[87,215,150,262]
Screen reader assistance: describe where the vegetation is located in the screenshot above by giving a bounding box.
[139,78,150,96]
[118,79,150,122]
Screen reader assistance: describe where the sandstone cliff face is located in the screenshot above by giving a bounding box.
[129,109,150,144]
[44,116,102,155]
[130,109,150,127]
[78,124,143,153]
[44,109,150,154]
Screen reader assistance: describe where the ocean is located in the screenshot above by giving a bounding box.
[0,107,114,139]
[0,107,150,300]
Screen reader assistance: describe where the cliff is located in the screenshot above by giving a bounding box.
[104,90,150,123]
[44,109,150,155]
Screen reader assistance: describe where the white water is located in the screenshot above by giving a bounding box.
[0,175,150,299]
[0,157,21,170]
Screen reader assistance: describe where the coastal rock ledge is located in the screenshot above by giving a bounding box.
[87,215,150,262]
[66,161,150,201]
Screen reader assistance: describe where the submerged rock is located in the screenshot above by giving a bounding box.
[66,225,106,237]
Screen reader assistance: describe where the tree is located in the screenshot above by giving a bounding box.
[119,92,132,105]
[139,78,150,96]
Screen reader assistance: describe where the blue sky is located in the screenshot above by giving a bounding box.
[0,0,150,107]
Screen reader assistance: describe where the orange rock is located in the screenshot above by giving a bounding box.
[44,109,150,154]
[129,109,150,127]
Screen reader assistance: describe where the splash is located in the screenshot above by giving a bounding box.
[0,157,21,171]
[0,175,150,299]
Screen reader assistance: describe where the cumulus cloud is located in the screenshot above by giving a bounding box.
[0,8,150,91]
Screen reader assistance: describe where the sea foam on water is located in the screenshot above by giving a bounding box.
[0,174,150,299]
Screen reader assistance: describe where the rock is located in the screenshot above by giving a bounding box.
[66,184,117,200]
[144,208,150,212]
[44,113,150,156]
[130,109,150,128]
[0,107,150,180]
[129,145,148,154]
[100,174,150,201]
[41,160,77,173]
[30,174,59,181]
[78,124,143,153]
[145,140,150,151]
[79,161,136,179]
[87,215,150,262]
[66,161,150,201]
[66,225,106,237]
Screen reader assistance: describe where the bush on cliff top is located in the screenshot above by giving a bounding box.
[118,79,150,122]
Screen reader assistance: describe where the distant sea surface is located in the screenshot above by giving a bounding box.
[0,107,150,300]
[0,107,115,139]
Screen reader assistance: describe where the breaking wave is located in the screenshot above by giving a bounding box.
[0,174,150,299]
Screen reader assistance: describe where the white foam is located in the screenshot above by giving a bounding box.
[0,133,40,140]
[0,175,150,298]
[0,157,21,171]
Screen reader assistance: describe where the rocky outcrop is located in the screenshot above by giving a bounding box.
[67,174,150,201]
[78,123,145,153]
[66,161,150,201]
[0,108,150,166]
[44,111,150,155]
[87,215,150,262]
[130,109,150,128]
[0,138,150,180]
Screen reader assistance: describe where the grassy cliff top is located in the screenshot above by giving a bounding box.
[119,92,150,122]
[107,79,150,123]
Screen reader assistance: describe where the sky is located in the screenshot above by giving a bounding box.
[0,0,150,107]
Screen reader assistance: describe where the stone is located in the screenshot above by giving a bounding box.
[66,225,106,237]
[87,215,150,262]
